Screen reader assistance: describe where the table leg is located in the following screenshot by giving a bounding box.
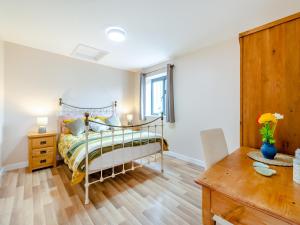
[202,186,215,225]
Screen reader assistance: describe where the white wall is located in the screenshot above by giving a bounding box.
[143,39,240,161]
[2,42,136,166]
[2,38,240,167]
[0,40,4,168]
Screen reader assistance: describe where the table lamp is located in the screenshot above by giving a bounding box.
[126,114,133,126]
[37,116,48,133]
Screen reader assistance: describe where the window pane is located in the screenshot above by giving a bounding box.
[152,79,164,114]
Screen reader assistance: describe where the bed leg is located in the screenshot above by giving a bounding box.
[161,151,164,173]
[160,112,164,173]
[85,183,90,205]
[84,112,90,205]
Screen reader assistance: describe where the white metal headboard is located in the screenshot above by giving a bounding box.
[58,98,117,118]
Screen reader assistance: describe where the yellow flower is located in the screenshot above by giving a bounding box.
[258,113,277,124]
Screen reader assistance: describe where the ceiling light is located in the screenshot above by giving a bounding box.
[105,27,126,42]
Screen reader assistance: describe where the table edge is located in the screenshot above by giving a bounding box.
[195,179,299,224]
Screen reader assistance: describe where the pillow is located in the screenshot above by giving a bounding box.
[60,117,84,134]
[63,118,84,123]
[63,118,76,124]
[93,116,108,122]
[89,118,108,132]
[106,114,121,127]
[59,117,71,134]
[61,124,71,134]
[66,118,85,136]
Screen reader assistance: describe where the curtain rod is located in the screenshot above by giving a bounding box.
[144,64,174,75]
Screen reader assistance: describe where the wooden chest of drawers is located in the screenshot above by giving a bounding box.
[28,132,57,172]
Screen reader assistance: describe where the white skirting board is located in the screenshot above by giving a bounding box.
[165,151,205,167]
[1,161,28,172]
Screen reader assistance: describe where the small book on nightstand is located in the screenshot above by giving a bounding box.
[27,132,57,172]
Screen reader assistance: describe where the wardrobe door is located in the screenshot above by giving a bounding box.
[241,31,265,149]
[260,22,288,154]
[241,18,300,155]
[282,18,300,155]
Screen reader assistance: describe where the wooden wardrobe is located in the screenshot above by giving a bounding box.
[240,12,300,155]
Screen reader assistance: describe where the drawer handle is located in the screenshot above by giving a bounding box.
[40,150,47,154]
[40,141,47,145]
[40,159,46,163]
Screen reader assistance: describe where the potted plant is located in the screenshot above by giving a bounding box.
[257,113,284,159]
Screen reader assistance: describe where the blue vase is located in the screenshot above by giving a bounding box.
[261,142,277,159]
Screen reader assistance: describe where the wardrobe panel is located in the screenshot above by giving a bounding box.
[240,14,300,155]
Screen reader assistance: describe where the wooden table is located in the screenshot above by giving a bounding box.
[195,147,300,225]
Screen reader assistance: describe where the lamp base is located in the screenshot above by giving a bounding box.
[38,126,47,134]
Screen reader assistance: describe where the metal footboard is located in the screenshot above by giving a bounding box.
[83,112,164,204]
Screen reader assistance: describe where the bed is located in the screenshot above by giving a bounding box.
[58,98,167,204]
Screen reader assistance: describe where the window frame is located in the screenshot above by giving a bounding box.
[150,76,167,116]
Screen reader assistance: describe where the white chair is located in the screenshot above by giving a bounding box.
[200,128,233,225]
[200,128,229,170]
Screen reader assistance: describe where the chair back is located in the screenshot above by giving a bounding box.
[200,128,228,170]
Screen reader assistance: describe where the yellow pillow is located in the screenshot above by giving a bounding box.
[63,117,106,125]
[94,116,108,122]
[63,118,84,123]
[63,118,76,124]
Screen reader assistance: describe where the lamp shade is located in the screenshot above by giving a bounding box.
[126,114,133,122]
[37,117,48,126]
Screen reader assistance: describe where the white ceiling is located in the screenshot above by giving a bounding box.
[0,0,300,71]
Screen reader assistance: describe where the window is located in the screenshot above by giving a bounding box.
[145,73,167,116]
[151,76,167,115]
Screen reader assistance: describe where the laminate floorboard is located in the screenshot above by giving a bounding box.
[0,155,204,225]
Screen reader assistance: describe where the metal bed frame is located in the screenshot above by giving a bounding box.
[59,98,164,204]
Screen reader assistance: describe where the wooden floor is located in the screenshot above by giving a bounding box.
[0,155,203,225]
